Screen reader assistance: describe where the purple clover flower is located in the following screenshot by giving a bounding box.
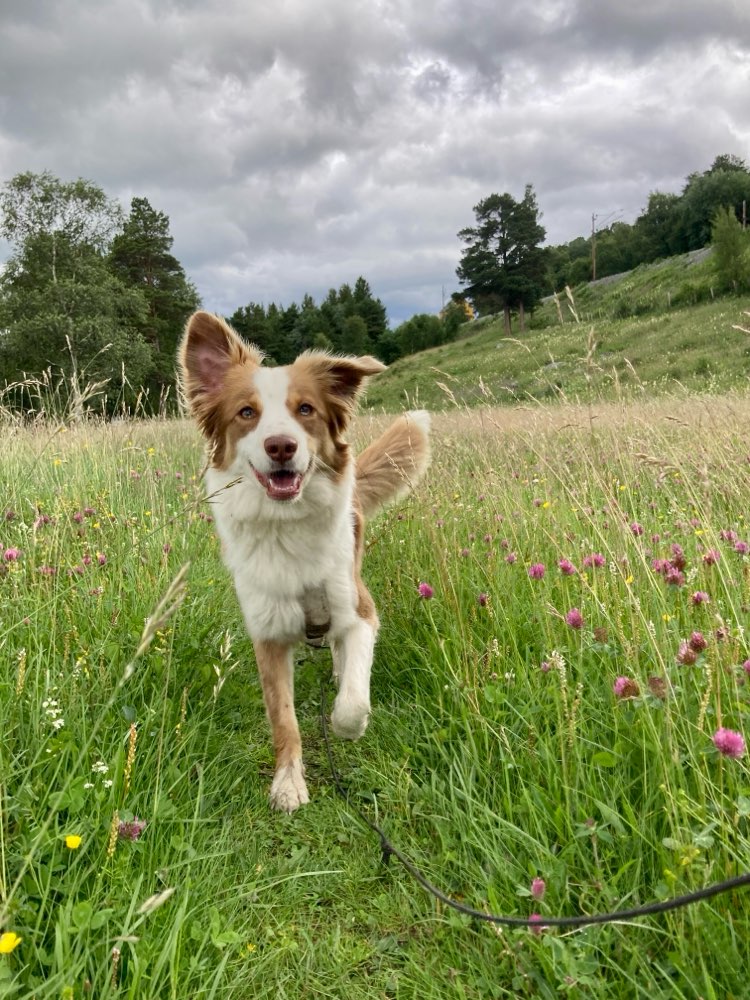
[531,878,546,901]
[676,642,697,666]
[713,728,746,759]
[688,631,707,652]
[565,607,584,629]
[613,676,639,698]
[118,817,147,841]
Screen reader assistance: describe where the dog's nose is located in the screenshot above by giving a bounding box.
[264,435,298,462]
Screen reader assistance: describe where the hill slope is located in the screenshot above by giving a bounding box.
[367,252,750,411]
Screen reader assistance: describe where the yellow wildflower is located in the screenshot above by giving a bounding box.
[65,835,82,850]
[0,932,22,954]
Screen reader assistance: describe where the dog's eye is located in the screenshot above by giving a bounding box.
[298,403,314,416]
[239,406,255,419]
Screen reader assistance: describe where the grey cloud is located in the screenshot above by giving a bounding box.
[0,0,748,326]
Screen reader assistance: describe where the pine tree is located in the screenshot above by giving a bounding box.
[109,197,200,402]
[457,185,546,332]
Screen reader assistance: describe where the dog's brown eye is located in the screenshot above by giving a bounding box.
[298,403,314,416]
[239,406,255,419]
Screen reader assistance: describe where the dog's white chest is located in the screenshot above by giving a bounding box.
[206,470,357,642]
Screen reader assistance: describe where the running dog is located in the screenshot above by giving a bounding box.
[178,311,430,810]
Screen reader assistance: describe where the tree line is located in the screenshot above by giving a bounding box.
[455,153,750,330]
[546,153,750,288]
[0,170,468,413]
[1,154,748,414]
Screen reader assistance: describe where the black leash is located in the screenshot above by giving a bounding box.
[319,678,750,929]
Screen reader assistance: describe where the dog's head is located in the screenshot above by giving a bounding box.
[178,311,385,502]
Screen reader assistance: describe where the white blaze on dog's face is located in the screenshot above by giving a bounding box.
[179,311,385,502]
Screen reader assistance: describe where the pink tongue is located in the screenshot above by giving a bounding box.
[267,473,302,500]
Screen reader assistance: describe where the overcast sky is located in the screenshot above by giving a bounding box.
[1,0,748,325]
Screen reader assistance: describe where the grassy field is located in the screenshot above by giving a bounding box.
[366,257,750,412]
[2,390,750,998]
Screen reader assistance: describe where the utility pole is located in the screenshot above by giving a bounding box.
[743,200,747,230]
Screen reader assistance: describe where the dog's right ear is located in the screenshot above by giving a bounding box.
[178,312,263,442]
[179,311,262,399]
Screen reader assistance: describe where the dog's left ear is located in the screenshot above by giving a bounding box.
[321,355,387,399]
[299,352,387,429]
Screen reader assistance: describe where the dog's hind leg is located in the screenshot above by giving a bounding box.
[254,639,309,812]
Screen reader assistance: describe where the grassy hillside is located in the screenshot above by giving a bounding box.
[367,252,750,412]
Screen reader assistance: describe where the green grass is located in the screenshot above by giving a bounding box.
[366,252,750,412]
[2,395,750,998]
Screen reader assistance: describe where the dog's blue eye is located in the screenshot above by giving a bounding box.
[298,403,314,416]
[239,406,255,419]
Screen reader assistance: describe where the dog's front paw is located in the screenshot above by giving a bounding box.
[270,760,309,812]
[331,695,370,740]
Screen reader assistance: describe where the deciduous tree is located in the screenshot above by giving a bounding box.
[711,206,750,292]
[0,172,151,406]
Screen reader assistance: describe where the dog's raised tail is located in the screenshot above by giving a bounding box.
[356,410,431,519]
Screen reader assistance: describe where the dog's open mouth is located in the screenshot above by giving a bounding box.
[252,467,303,501]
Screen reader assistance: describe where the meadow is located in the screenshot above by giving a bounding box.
[2,384,750,998]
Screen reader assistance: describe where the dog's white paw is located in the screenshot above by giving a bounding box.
[270,760,309,812]
[331,695,370,740]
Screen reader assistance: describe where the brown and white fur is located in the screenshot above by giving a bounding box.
[178,311,430,811]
